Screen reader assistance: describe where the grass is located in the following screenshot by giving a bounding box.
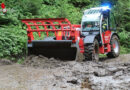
[120,46,130,54]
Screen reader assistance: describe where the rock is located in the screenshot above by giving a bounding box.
[106,67,117,72]
[38,55,45,58]
[0,59,12,65]
[113,70,123,78]
[60,86,67,88]
[60,84,67,88]
[127,67,130,71]
[93,69,110,77]
[124,63,130,66]
[49,57,55,61]
[53,84,56,86]
[81,78,92,89]
[67,79,78,84]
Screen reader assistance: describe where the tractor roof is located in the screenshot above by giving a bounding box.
[84,6,110,14]
[82,6,110,22]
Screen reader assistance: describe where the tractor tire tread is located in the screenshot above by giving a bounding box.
[84,39,99,61]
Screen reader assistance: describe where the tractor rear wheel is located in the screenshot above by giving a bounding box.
[84,39,99,62]
[107,35,120,58]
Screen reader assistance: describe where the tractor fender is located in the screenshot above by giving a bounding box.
[83,35,97,44]
[110,32,120,40]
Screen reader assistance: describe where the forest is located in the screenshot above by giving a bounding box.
[0,0,130,60]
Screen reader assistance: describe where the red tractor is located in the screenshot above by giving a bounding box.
[22,6,120,61]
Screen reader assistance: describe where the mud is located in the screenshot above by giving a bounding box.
[0,54,130,90]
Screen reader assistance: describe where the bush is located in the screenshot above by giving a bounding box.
[118,31,130,53]
[125,23,130,32]
[0,26,27,59]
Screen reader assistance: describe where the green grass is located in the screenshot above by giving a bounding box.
[120,46,130,54]
[17,57,25,64]
[99,54,107,58]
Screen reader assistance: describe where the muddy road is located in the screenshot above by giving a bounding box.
[0,54,130,90]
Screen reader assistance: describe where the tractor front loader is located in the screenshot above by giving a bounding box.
[22,6,120,61]
[22,18,83,60]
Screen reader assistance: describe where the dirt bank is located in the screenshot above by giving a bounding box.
[0,54,130,90]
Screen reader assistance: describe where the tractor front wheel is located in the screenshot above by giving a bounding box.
[84,39,99,62]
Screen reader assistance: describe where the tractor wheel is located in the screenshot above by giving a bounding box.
[84,39,99,62]
[107,35,120,58]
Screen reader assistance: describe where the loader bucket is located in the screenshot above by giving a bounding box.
[28,40,77,60]
[22,18,81,60]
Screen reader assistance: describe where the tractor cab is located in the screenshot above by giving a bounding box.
[81,6,111,32]
[82,7,101,32]
[81,6,117,33]
[81,6,120,61]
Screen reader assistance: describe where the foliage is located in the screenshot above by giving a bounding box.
[120,46,130,54]
[118,31,130,53]
[0,26,27,59]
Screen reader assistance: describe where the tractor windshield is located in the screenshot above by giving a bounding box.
[82,21,100,31]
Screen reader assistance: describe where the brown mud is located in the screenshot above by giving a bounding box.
[0,54,130,90]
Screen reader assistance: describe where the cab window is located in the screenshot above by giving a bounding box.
[82,21,100,31]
